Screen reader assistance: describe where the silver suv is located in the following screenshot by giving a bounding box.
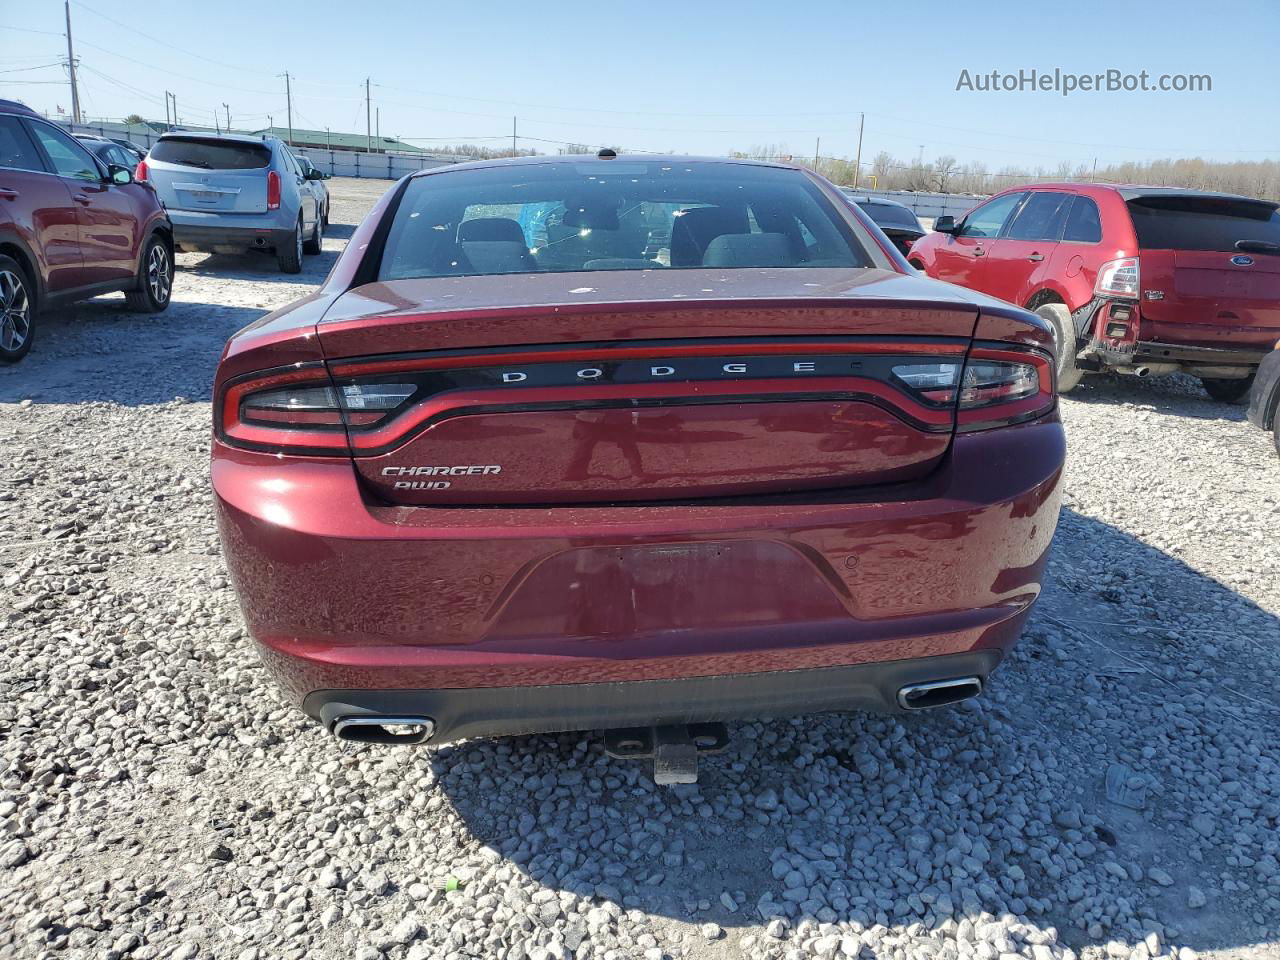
[140,133,324,273]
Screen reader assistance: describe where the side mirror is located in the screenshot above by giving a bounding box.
[108,164,133,185]
[305,169,324,181]
[933,215,957,234]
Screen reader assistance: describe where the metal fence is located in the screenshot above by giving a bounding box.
[64,122,461,179]
[64,121,990,214]
[295,148,459,179]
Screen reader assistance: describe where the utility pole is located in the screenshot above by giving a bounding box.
[917,144,925,167]
[281,72,293,145]
[170,93,178,128]
[852,112,865,189]
[376,107,380,141]
[1092,156,1097,179]
[326,128,331,150]
[512,116,517,157]
[813,137,820,169]
[365,78,372,153]
[64,1,81,124]
[164,90,171,128]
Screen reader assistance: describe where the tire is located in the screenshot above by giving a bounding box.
[1035,302,1082,393]
[303,211,323,255]
[322,200,329,226]
[1274,410,1280,457]
[277,219,303,274]
[124,234,173,313]
[0,255,35,363]
[1200,375,1254,404]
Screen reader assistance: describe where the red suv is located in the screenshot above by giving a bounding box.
[0,100,173,363]
[908,183,1280,400]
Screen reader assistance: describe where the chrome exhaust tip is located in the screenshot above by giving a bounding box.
[332,715,435,745]
[897,677,983,710]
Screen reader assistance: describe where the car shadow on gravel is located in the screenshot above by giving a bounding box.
[424,506,1279,955]
[0,299,266,406]
[179,247,340,286]
[1066,373,1250,421]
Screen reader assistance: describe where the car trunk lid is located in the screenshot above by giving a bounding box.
[317,268,981,506]
[1128,194,1280,348]
[146,136,272,214]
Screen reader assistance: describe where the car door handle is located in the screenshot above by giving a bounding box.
[72,193,92,205]
[972,247,985,257]
[0,187,17,201]
[1027,253,1044,262]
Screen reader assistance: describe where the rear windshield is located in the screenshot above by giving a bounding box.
[378,161,871,280]
[150,137,270,171]
[1127,196,1280,252]
[857,202,922,230]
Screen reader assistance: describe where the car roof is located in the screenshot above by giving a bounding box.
[841,193,915,212]
[1013,181,1273,206]
[0,99,41,118]
[408,153,800,178]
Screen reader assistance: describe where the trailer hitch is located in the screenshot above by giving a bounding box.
[603,722,730,785]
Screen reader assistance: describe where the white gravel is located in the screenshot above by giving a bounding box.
[2,177,1278,960]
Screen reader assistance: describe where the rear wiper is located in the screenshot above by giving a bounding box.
[1235,239,1280,255]
[175,158,212,169]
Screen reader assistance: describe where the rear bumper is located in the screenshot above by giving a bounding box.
[1133,340,1269,368]
[169,212,292,253]
[213,414,1065,738]
[305,650,1001,743]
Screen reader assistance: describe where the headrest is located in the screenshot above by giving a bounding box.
[701,232,795,268]
[458,217,526,244]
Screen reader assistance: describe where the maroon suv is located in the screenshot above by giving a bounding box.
[213,155,1065,751]
[0,100,173,362]
[908,183,1280,400]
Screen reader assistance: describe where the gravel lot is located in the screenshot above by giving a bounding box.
[2,177,1278,960]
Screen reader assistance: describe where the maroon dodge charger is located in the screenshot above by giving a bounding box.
[213,154,1065,749]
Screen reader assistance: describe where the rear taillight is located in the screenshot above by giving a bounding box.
[1095,257,1140,298]
[216,366,417,455]
[956,347,1055,432]
[217,365,347,455]
[894,349,1054,432]
[134,160,148,182]
[267,170,281,210]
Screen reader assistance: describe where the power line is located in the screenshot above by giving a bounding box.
[0,62,66,74]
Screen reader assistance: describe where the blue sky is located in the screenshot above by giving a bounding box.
[2,0,1276,171]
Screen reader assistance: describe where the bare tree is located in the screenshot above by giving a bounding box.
[933,155,959,192]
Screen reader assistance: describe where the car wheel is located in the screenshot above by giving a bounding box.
[277,219,303,274]
[1274,409,1280,456]
[322,201,329,226]
[303,211,323,255]
[1034,302,1082,393]
[0,256,35,363]
[124,235,173,313]
[1200,375,1254,404]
